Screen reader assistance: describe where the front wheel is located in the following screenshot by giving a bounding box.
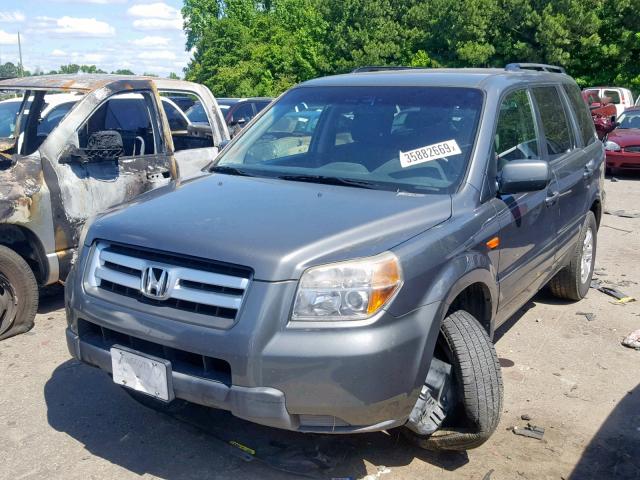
[0,246,39,341]
[403,310,503,451]
[549,211,597,301]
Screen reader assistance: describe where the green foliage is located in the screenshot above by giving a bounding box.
[184,0,640,96]
[112,69,135,75]
[0,62,19,78]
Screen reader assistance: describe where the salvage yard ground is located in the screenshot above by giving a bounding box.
[1,176,639,480]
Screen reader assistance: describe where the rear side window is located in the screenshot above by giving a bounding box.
[604,90,621,104]
[532,86,574,160]
[563,84,596,146]
[494,89,540,171]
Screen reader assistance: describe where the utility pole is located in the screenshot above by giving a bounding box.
[17,32,23,77]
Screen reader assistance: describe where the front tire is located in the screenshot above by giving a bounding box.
[549,211,597,301]
[403,310,503,451]
[0,246,39,341]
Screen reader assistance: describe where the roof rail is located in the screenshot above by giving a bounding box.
[351,66,419,73]
[505,63,566,74]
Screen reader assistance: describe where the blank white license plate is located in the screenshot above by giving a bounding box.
[111,346,173,401]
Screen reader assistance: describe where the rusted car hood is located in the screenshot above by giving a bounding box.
[86,173,452,281]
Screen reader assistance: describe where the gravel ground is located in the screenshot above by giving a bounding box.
[1,175,639,480]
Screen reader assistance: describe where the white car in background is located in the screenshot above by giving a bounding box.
[583,87,634,116]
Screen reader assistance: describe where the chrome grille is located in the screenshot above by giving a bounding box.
[86,241,250,322]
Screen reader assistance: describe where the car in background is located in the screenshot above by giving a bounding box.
[581,91,617,140]
[604,107,640,173]
[0,74,229,341]
[583,87,634,116]
[217,97,272,135]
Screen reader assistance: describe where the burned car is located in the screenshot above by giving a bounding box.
[0,75,229,340]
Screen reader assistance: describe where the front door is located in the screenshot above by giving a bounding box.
[493,88,560,323]
[41,82,173,276]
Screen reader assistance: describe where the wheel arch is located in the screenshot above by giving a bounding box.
[0,224,48,284]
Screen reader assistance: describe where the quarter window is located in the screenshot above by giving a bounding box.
[532,86,574,160]
[494,89,540,172]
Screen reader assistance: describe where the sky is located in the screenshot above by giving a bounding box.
[0,0,191,77]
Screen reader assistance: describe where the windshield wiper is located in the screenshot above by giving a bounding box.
[277,174,380,189]
[210,165,255,177]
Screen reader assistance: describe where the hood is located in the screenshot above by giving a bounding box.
[607,128,640,147]
[87,173,452,281]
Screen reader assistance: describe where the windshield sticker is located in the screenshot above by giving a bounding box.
[399,139,461,168]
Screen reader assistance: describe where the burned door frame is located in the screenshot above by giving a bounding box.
[154,79,230,179]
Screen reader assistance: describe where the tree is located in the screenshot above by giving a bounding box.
[112,69,135,75]
[186,0,329,96]
[168,72,180,79]
[59,64,81,74]
[183,0,640,96]
[182,0,223,50]
[0,62,19,78]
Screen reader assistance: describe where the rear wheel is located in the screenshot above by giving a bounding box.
[549,211,597,301]
[0,246,39,341]
[403,310,503,451]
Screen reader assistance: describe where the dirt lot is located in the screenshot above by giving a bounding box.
[1,175,639,480]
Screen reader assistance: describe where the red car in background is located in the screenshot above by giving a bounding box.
[604,107,640,173]
[582,91,617,140]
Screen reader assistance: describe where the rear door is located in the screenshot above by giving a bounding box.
[155,80,229,179]
[493,88,560,320]
[531,84,592,267]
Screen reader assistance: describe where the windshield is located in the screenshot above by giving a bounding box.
[616,111,640,129]
[213,86,483,193]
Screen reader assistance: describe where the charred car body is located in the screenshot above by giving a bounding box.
[66,64,604,450]
[0,75,229,340]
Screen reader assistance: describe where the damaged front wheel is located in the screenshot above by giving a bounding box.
[0,246,38,341]
[403,310,503,451]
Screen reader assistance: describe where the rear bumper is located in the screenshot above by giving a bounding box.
[606,151,640,170]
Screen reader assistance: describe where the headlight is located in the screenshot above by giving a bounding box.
[291,252,403,321]
[604,140,621,151]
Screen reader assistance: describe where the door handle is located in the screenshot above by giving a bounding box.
[147,169,171,180]
[545,191,560,206]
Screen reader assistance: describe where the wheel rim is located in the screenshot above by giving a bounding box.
[580,228,594,284]
[0,273,18,335]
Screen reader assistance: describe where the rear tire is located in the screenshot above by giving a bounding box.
[403,310,503,451]
[548,211,597,301]
[0,246,39,341]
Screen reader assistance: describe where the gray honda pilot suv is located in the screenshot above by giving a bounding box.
[65,64,604,451]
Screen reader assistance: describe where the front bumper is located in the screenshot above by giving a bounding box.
[606,151,640,170]
[66,270,441,433]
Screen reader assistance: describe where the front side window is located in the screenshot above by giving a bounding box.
[532,86,574,160]
[494,89,540,172]
[213,86,484,194]
[79,92,157,157]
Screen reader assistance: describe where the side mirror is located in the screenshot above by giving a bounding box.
[62,130,124,164]
[84,130,123,162]
[498,160,550,195]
